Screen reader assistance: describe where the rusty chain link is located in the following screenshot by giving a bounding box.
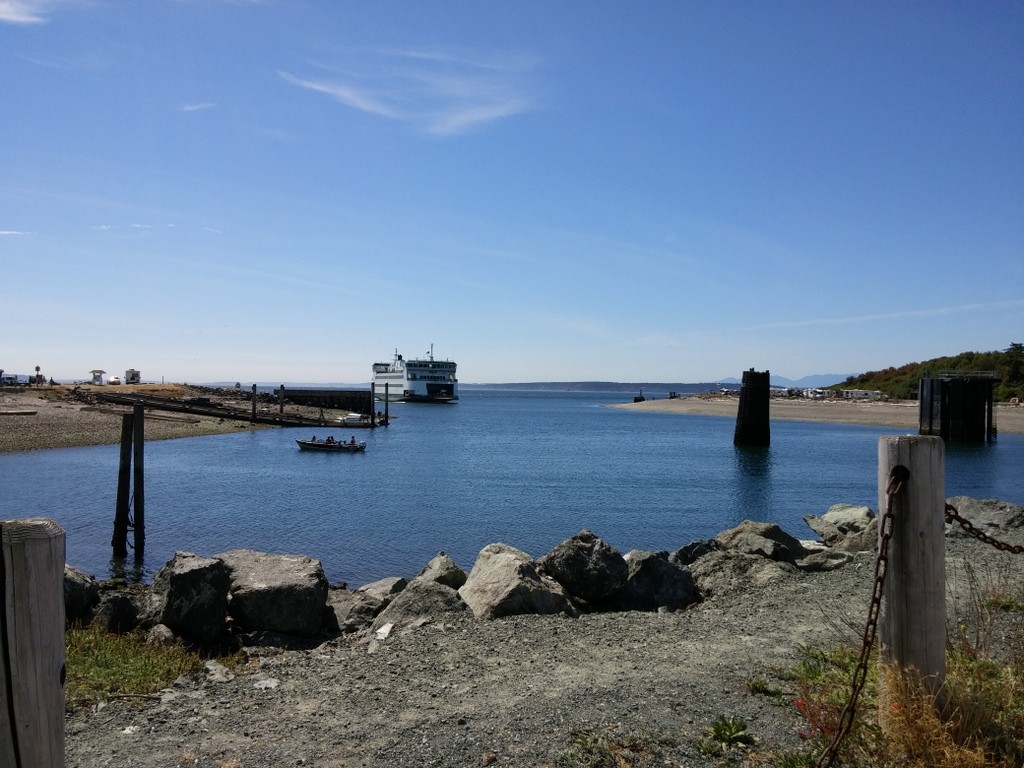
[815,465,907,768]
[814,482,1023,767]
[944,503,1024,554]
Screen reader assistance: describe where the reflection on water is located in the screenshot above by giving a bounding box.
[730,445,773,529]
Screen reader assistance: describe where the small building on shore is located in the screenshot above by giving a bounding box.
[89,369,106,385]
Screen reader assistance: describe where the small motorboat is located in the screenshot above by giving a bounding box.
[295,438,366,453]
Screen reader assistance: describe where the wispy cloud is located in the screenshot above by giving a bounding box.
[280,48,537,136]
[740,300,1024,333]
[181,102,217,112]
[1,229,32,235]
[0,0,51,24]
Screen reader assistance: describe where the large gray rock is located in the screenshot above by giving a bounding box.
[536,530,628,608]
[217,549,328,638]
[689,550,799,598]
[458,543,575,620]
[804,504,877,552]
[370,579,468,635]
[715,520,808,564]
[620,550,701,611]
[92,591,141,634]
[357,577,408,602]
[147,552,230,644]
[671,539,722,567]
[946,497,1024,535]
[416,552,468,590]
[325,589,387,634]
[64,564,100,626]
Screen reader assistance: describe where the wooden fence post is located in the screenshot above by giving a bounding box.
[0,518,66,767]
[878,435,946,695]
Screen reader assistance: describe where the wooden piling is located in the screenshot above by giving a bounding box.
[733,368,771,446]
[132,403,145,556]
[112,413,133,558]
[878,435,946,696]
[0,518,66,767]
[251,383,257,422]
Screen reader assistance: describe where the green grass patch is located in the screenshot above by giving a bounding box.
[555,727,678,768]
[65,624,204,711]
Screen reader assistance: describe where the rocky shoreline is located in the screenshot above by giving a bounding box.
[63,497,1024,768]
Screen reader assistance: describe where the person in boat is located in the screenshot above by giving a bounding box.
[310,435,317,443]
[350,435,356,445]
[326,436,335,444]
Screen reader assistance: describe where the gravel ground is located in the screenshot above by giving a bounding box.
[63,533,1024,768]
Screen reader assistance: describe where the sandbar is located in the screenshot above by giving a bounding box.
[610,394,1024,434]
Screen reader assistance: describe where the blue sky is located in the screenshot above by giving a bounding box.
[2,1,1021,385]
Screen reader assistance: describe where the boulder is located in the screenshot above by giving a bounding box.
[804,504,877,552]
[620,550,701,611]
[325,589,387,634]
[458,543,575,619]
[796,549,853,572]
[715,520,808,564]
[145,552,230,644]
[689,550,799,598]
[217,549,328,638]
[416,552,468,590]
[536,530,627,608]
[92,591,140,634]
[671,539,722,566]
[146,624,177,647]
[370,579,468,635]
[357,577,408,602]
[64,564,100,625]
[946,497,1024,535]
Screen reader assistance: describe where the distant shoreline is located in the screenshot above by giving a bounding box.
[611,394,1024,435]
[2,387,1022,454]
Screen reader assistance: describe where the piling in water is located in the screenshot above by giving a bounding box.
[734,368,771,447]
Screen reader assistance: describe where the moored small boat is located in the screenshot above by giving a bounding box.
[295,438,366,453]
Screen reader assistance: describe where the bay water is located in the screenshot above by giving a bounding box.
[1,389,1021,587]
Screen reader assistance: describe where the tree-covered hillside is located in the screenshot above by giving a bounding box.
[835,343,1023,401]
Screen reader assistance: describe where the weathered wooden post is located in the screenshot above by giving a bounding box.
[0,518,65,767]
[112,412,133,558]
[251,383,257,422]
[733,368,770,446]
[878,436,946,696]
[132,402,145,556]
[384,383,390,426]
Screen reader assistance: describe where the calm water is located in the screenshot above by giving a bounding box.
[2,389,1022,587]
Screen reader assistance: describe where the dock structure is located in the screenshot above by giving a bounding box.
[918,372,999,443]
[94,391,371,428]
[733,368,771,447]
[274,386,374,417]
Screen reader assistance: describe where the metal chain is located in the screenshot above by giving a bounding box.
[944,503,1024,554]
[815,466,907,768]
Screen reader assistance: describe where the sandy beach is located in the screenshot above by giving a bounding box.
[612,393,1024,434]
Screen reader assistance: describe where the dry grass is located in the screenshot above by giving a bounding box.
[785,556,1024,768]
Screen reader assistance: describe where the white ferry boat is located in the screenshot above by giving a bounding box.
[372,346,458,403]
